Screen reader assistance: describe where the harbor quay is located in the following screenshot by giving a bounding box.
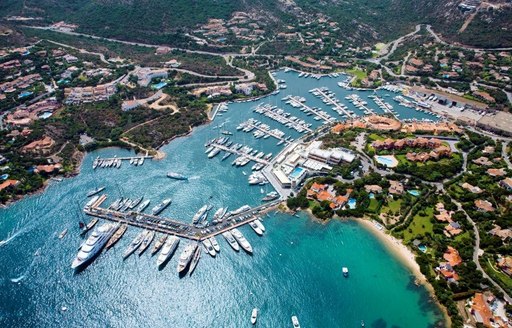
[84,196,281,242]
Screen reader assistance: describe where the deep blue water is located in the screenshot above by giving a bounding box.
[0,71,443,327]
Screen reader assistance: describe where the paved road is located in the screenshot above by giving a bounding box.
[502,142,512,169]
[452,198,512,304]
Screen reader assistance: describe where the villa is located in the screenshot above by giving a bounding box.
[475,199,494,212]
[22,136,55,154]
[488,168,506,177]
[0,179,20,192]
[499,177,512,191]
[364,185,383,194]
[388,180,404,195]
[306,183,351,210]
[461,182,482,194]
[497,256,512,277]
[472,157,493,166]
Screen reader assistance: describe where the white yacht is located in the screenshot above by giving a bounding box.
[209,236,220,252]
[249,221,263,236]
[202,238,217,257]
[71,223,117,269]
[157,236,180,267]
[222,231,240,252]
[177,242,197,273]
[231,228,253,253]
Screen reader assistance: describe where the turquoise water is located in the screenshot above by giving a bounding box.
[289,167,305,180]
[348,198,357,209]
[152,81,168,90]
[0,70,444,327]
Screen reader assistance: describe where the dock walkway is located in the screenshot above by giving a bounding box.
[243,122,291,145]
[286,95,334,123]
[313,88,356,118]
[84,199,281,241]
[211,143,271,165]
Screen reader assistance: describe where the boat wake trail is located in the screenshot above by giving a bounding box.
[189,176,201,180]
[10,275,26,283]
[0,229,23,247]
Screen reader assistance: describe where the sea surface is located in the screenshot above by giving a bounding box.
[0,71,444,327]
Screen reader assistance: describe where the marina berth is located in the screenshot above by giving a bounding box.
[156,236,180,267]
[177,242,197,273]
[248,221,263,236]
[138,230,155,255]
[222,231,240,252]
[151,234,167,255]
[105,224,127,250]
[123,230,146,259]
[202,238,217,257]
[231,228,253,253]
[188,246,202,276]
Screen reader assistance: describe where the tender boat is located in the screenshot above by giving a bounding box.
[138,230,155,255]
[342,267,349,277]
[71,223,117,269]
[177,242,197,273]
[188,246,202,276]
[292,316,300,328]
[231,228,253,253]
[249,221,263,236]
[251,308,258,325]
[167,172,188,180]
[80,218,98,235]
[123,230,146,259]
[222,231,240,252]
[151,234,167,256]
[86,186,105,197]
[202,239,216,257]
[209,236,220,252]
[157,236,180,267]
[105,224,127,250]
[58,229,68,239]
[151,198,172,215]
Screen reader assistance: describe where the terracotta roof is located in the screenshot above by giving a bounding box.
[443,246,462,266]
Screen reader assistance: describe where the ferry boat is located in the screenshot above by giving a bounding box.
[251,308,258,325]
[209,236,220,252]
[105,224,127,250]
[202,238,216,257]
[292,316,300,328]
[231,228,253,253]
[71,223,117,269]
[138,230,155,255]
[249,221,263,236]
[177,242,197,273]
[86,186,105,197]
[167,172,188,180]
[192,205,209,224]
[151,198,172,215]
[123,230,146,259]
[151,234,167,255]
[222,231,240,252]
[188,246,202,276]
[157,236,180,267]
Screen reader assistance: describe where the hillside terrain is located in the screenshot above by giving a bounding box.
[1,0,511,47]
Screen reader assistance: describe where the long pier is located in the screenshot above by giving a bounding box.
[243,122,291,145]
[211,143,271,165]
[254,104,313,133]
[312,88,356,118]
[84,198,281,241]
[96,155,153,161]
[286,95,334,123]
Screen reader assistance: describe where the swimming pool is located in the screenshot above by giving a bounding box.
[18,91,33,99]
[408,190,420,196]
[289,167,306,180]
[38,112,53,119]
[374,155,398,168]
[348,198,357,209]
[152,81,168,90]
[418,245,427,253]
[369,193,375,199]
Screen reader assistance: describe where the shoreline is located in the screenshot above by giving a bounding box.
[354,217,451,327]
